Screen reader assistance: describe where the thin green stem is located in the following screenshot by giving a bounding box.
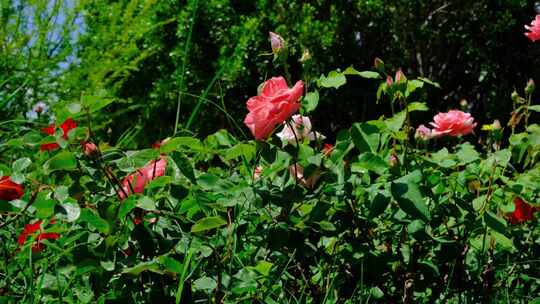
[173,0,199,135]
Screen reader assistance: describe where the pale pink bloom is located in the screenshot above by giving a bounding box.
[244,77,304,140]
[118,157,167,200]
[415,124,433,141]
[253,166,263,180]
[276,115,325,144]
[289,164,321,189]
[269,32,285,53]
[430,110,477,137]
[525,15,540,41]
[82,141,98,156]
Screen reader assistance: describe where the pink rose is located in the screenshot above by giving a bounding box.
[269,32,285,53]
[118,157,167,200]
[276,115,325,144]
[525,15,540,42]
[244,77,304,140]
[289,164,320,189]
[415,124,433,141]
[430,110,477,137]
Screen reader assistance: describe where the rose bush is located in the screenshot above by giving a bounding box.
[1,22,540,304]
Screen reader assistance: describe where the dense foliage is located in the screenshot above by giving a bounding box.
[1,0,540,303]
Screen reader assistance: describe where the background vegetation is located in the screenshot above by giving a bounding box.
[1,0,540,303]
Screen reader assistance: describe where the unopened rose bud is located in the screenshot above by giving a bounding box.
[82,141,98,157]
[492,119,501,130]
[374,57,384,70]
[395,69,406,83]
[525,78,535,94]
[386,75,394,87]
[511,90,519,102]
[269,32,285,53]
[459,99,468,108]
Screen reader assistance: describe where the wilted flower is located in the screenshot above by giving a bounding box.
[430,110,477,137]
[118,157,168,200]
[269,32,285,53]
[26,102,49,120]
[525,14,540,41]
[276,115,325,144]
[507,198,538,225]
[415,124,433,141]
[244,77,304,140]
[0,176,24,201]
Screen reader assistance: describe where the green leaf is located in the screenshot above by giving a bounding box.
[34,192,56,219]
[160,137,205,153]
[171,151,196,183]
[61,201,81,222]
[528,105,540,112]
[352,153,388,175]
[137,196,156,211]
[351,122,380,153]
[456,143,480,165]
[44,151,77,173]
[318,71,346,89]
[118,196,137,219]
[225,143,256,162]
[385,111,407,133]
[122,260,163,277]
[302,90,319,112]
[193,277,217,292]
[253,261,273,276]
[343,66,381,79]
[391,182,430,222]
[82,94,114,114]
[79,209,110,234]
[370,192,391,217]
[407,102,429,112]
[484,211,507,235]
[191,216,227,233]
[12,158,31,172]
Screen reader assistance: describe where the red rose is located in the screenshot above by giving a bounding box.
[40,118,77,151]
[118,157,168,200]
[243,77,304,140]
[507,198,538,225]
[17,220,60,252]
[0,176,24,201]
